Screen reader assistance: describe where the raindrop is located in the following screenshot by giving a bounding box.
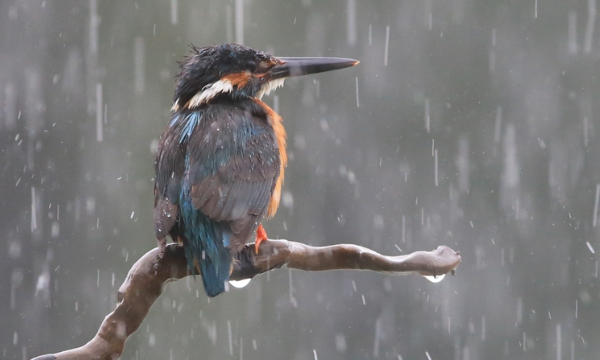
[355,77,360,108]
[584,0,596,54]
[373,317,381,357]
[31,187,38,232]
[424,0,432,29]
[425,99,430,132]
[63,48,83,95]
[320,119,329,132]
[86,197,96,214]
[481,316,486,340]
[456,136,470,193]
[202,320,217,345]
[383,26,390,66]
[273,95,279,114]
[51,221,60,238]
[568,11,578,54]
[89,0,99,55]
[229,278,251,288]
[517,296,523,324]
[346,0,356,45]
[556,324,561,360]
[583,117,589,147]
[570,340,574,360]
[10,269,23,310]
[434,149,438,187]
[8,240,21,259]
[373,214,384,231]
[170,0,178,25]
[4,83,16,130]
[227,320,233,356]
[347,171,356,184]
[593,184,600,227]
[134,37,145,95]
[35,269,50,298]
[226,5,233,43]
[502,124,519,194]
[586,241,595,254]
[423,274,445,283]
[289,269,297,308]
[96,83,103,142]
[401,216,406,243]
[490,29,496,72]
[281,191,293,209]
[294,134,306,150]
[150,139,159,154]
[335,334,347,353]
[235,0,244,45]
[494,106,502,145]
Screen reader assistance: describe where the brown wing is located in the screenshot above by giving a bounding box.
[185,105,280,251]
[154,123,185,245]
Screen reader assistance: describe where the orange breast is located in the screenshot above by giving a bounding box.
[254,99,287,218]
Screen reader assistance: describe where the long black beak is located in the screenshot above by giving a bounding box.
[269,57,359,80]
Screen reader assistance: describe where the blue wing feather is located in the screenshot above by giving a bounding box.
[180,161,231,296]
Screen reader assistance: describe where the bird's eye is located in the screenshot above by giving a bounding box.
[246,60,257,71]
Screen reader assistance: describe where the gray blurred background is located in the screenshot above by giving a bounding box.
[1,0,599,359]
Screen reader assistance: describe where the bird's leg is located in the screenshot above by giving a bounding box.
[255,223,268,253]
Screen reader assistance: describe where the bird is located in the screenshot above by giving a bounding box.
[154,43,358,297]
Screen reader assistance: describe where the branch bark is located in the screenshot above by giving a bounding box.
[31,240,461,360]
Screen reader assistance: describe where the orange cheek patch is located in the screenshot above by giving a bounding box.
[223,72,250,88]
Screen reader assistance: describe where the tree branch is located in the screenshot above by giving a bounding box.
[31,240,461,360]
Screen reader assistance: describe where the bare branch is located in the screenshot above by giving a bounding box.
[31,240,461,360]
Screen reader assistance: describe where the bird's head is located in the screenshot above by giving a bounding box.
[172,43,358,111]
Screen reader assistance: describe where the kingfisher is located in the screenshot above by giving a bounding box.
[154,43,358,297]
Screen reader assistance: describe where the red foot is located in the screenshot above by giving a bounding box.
[255,223,268,253]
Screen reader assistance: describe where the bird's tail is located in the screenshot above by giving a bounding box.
[200,232,231,298]
[181,204,232,297]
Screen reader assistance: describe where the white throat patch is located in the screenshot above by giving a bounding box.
[188,79,234,108]
[171,77,286,111]
[256,78,285,99]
